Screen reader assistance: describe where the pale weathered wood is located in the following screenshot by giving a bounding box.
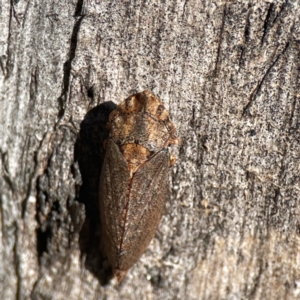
[1,1,300,299]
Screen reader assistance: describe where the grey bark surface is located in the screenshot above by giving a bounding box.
[1,1,300,299]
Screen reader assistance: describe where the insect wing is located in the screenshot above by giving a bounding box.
[117,149,170,270]
[99,139,130,267]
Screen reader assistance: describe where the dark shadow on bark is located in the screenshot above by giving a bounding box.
[75,101,117,285]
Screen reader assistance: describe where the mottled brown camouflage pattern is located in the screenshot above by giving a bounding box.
[99,90,179,282]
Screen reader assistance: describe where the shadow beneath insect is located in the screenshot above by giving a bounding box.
[75,101,117,285]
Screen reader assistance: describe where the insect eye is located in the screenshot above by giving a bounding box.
[125,97,134,109]
[156,105,165,116]
[156,105,169,121]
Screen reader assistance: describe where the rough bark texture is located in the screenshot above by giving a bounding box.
[1,1,300,299]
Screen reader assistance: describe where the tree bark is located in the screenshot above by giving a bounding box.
[1,1,300,299]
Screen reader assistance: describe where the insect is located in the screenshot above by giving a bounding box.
[99,90,179,282]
